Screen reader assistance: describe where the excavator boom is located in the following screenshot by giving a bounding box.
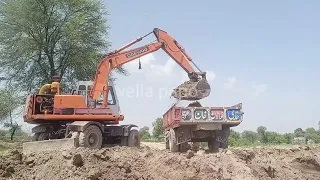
[22,28,211,155]
[90,28,211,106]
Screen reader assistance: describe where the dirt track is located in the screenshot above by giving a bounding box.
[1,142,320,180]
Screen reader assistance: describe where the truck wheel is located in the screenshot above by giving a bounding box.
[128,129,140,147]
[179,142,189,152]
[208,137,220,153]
[219,126,230,149]
[169,129,179,152]
[191,142,200,151]
[79,125,103,149]
[165,131,169,149]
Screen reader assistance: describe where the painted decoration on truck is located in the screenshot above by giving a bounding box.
[194,108,209,120]
[181,109,192,120]
[226,109,241,121]
[209,109,224,120]
[174,109,181,119]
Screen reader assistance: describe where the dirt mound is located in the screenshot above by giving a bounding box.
[1,145,320,180]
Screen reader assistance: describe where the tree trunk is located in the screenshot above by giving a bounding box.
[10,127,17,141]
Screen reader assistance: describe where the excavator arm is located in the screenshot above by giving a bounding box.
[90,28,211,107]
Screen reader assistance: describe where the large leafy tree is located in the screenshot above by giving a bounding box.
[139,126,151,140]
[0,0,127,92]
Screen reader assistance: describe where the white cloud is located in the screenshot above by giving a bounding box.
[205,70,216,82]
[223,77,236,90]
[252,84,267,97]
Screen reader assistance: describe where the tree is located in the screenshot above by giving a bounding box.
[0,88,24,140]
[294,128,305,137]
[257,126,268,143]
[241,131,259,144]
[0,0,127,92]
[152,118,164,139]
[305,128,320,143]
[283,133,293,144]
[139,126,151,140]
[228,129,241,147]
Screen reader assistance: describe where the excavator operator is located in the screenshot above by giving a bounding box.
[38,75,62,95]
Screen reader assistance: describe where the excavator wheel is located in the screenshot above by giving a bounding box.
[127,129,140,147]
[38,132,49,141]
[79,125,103,149]
[32,133,40,141]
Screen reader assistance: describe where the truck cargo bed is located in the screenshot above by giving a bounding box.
[162,103,243,129]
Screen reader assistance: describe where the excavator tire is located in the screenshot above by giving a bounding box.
[127,129,140,147]
[38,132,49,141]
[32,133,40,141]
[79,125,103,149]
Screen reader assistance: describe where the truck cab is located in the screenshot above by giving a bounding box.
[73,80,121,116]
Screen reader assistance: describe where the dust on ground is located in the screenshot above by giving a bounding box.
[1,142,320,180]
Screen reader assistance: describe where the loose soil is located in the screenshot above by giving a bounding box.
[1,143,320,180]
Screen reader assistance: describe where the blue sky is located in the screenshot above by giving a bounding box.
[15,0,320,133]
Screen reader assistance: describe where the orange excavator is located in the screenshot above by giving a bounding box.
[22,28,211,154]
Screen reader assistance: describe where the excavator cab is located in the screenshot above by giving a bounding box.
[73,80,121,116]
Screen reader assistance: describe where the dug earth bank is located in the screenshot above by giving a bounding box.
[1,142,320,180]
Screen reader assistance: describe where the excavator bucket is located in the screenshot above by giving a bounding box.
[171,78,211,100]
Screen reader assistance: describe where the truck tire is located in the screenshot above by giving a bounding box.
[208,137,220,153]
[79,125,103,149]
[165,131,169,149]
[179,142,189,152]
[191,142,200,151]
[128,129,140,147]
[169,129,179,152]
[219,126,230,149]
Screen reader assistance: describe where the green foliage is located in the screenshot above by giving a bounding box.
[0,130,7,136]
[0,88,23,122]
[139,126,151,140]
[241,130,259,144]
[0,88,24,140]
[305,128,320,143]
[152,118,164,139]
[228,126,320,147]
[294,128,305,137]
[0,0,127,91]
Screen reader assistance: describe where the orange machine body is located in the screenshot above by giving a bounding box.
[23,28,207,124]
